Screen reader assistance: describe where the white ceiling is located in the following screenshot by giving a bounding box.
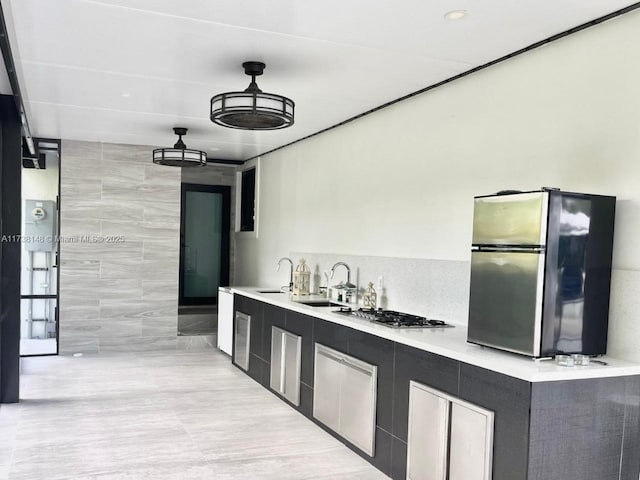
[3,0,637,161]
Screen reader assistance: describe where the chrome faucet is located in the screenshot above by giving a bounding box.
[330,262,356,303]
[276,257,294,291]
[330,262,352,285]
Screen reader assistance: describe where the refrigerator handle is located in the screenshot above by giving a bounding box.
[472,245,545,253]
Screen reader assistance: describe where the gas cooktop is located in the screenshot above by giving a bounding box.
[336,308,453,328]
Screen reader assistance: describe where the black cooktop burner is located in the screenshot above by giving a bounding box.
[338,308,453,328]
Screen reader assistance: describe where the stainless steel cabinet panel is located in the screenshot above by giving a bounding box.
[313,344,342,432]
[270,327,302,406]
[283,332,301,405]
[407,381,494,480]
[407,382,449,480]
[449,401,494,480]
[340,355,377,456]
[472,192,548,246]
[270,326,284,392]
[313,343,378,456]
[234,312,250,371]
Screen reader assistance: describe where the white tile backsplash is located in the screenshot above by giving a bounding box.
[607,269,640,362]
[291,253,640,360]
[291,252,471,324]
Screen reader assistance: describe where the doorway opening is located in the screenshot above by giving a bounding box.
[20,138,60,356]
[178,183,230,337]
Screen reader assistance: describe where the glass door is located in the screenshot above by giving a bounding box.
[20,138,60,356]
[179,184,230,305]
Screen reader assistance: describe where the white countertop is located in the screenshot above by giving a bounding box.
[230,287,640,383]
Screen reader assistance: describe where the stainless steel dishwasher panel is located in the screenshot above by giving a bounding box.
[234,312,251,371]
[406,381,450,480]
[313,344,343,432]
[449,400,494,480]
[283,331,302,406]
[339,355,377,457]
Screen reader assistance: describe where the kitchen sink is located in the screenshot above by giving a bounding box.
[297,301,342,307]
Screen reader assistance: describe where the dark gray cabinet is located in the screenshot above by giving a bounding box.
[232,293,640,480]
[284,310,314,417]
[283,310,314,386]
[262,304,287,363]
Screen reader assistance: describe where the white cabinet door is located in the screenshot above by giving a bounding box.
[407,382,449,480]
[449,401,494,480]
[313,345,342,432]
[340,356,377,456]
[217,289,234,355]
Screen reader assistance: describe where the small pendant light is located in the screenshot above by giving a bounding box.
[152,127,207,167]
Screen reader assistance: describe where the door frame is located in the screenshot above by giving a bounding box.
[19,137,61,358]
[179,183,231,306]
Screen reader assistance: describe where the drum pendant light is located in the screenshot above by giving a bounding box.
[210,61,295,130]
[152,128,207,167]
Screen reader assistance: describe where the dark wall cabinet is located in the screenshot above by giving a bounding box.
[233,294,640,480]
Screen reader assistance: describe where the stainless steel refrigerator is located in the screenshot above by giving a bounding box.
[467,189,615,357]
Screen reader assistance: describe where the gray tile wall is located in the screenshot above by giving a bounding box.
[59,141,181,353]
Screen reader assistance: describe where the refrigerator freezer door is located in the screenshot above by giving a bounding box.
[468,250,545,356]
[472,192,548,246]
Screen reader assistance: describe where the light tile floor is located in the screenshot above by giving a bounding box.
[0,350,389,480]
[178,313,217,336]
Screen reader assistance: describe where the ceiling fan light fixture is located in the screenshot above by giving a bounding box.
[210,61,295,130]
[152,127,207,167]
